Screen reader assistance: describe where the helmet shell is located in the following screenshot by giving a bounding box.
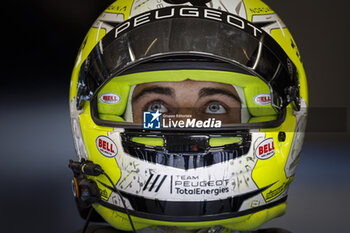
[70,0,308,231]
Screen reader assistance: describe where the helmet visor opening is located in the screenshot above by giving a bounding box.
[91,69,285,130]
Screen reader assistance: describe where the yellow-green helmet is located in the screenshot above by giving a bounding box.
[69,0,308,232]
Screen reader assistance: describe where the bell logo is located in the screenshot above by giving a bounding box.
[99,93,121,105]
[254,94,271,105]
[96,136,118,158]
[255,138,275,160]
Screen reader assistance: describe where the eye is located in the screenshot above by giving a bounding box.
[147,101,168,112]
[205,102,227,114]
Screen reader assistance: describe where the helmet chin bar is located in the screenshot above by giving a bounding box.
[84,178,286,223]
[68,148,289,224]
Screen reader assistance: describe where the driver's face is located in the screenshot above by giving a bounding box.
[132,80,241,124]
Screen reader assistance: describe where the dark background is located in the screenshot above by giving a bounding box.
[1,0,349,232]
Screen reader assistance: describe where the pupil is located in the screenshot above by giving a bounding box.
[209,103,219,112]
[151,103,161,111]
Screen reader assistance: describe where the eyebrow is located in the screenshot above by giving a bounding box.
[199,88,241,103]
[132,86,175,103]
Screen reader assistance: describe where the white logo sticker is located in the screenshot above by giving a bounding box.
[96,136,118,158]
[254,94,271,105]
[99,93,121,105]
[255,138,275,160]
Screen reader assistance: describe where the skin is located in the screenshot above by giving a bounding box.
[132,80,241,124]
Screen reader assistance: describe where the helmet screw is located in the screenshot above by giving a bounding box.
[278,132,286,142]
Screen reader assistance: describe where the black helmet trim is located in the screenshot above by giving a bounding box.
[119,57,252,76]
[76,6,300,112]
[96,188,287,222]
[120,129,251,169]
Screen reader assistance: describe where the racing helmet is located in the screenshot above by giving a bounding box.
[69,0,308,231]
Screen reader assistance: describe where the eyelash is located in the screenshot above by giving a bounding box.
[142,99,169,112]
